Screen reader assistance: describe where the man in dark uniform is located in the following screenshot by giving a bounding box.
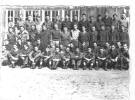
[78,14,89,32]
[62,14,72,30]
[88,16,96,32]
[49,47,62,70]
[72,47,83,70]
[95,14,105,33]
[62,46,72,69]
[90,26,98,45]
[25,15,35,32]
[102,12,112,31]
[99,25,110,44]
[109,44,119,69]
[83,47,95,70]
[78,26,90,52]
[42,15,53,30]
[7,44,22,68]
[97,48,107,70]
[29,46,42,69]
[51,23,61,47]
[29,24,38,43]
[109,25,119,43]
[92,42,100,70]
[72,15,78,30]
[111,13,120,30]
[53,15,62,30]
[20,44,32,68]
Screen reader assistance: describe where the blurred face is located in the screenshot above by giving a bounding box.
[74,24,78,29]
[34,46,38,51]
[111,45,115,50]
[101,26,105,30]
[111,25,115,30]
[27,42,31,46]
[76,48,79,53]
[9,28,13,33]
[63,27,68,32]
[82,15,86,20]
[54,24,58,29]
[37,40,41,44]
[106,42,110,47]
[92,26,96,31]
[65,15,69,20]
[94,43,97,47]
[60,44,63,49]
[42,25,47,30]
[113,14,117,19]
[105,12,109,17]
[24,45,28,50]
[20,26,24,31]
[66,47,70,52]
[98,16,102,20]
[28,16,33,21]
[56,16,60,20]
[46,16,50,20]
[90,17,94,22]
[18,40,21,44]
[100,49,104,53]
[82,26,86,32]
[123,44,128,50]
[88,48,92,52]
[117,42,121,47]
[31,25,36,30]
[56,48,60,52]
[74,16,78,20]
[13,45,18,50]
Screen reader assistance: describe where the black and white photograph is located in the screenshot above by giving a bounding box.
[0,0,133,100]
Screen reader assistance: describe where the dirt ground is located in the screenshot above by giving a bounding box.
[0,66,129,100]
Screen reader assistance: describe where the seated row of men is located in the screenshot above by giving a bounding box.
[6,39,129,70]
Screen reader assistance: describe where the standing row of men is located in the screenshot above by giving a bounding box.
[4,11,129,70]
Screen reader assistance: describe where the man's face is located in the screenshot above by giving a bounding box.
[65,15,69,20]
[101,26,105,30]
[100,49,104,53]
[82,15,86,20]
[31,25,35,30]
[37,40,41,44]
[46,16,50,20]
[111,25,115,30]
[82,26,86,32]
[88,48,92,52]
[9,28,13,33]
[20,27,24,31]
[24,45,28,50]
[34,47,38,51]
[106,42,110,47]
[18,40,21,44]
[56,48,60,52]
[27,42,31,46]
[42,25,47,30]
[74,25,77,29]
[94,43,97,47]
[28,16,32,21]
[76,48,79,53]
[56,16,60,20]
[92,27,96,31]
[54,24,58,29]
[66,48,70,52]
[112,45,115,50]
[63,27,68,31]
[74,16,78,20]
[105,12,109,17]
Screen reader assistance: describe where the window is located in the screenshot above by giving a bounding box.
[72,10,79,21]
[8,10,14,23]
[65,10,70,20]
[52,10,58,22]
[25,10,32,20]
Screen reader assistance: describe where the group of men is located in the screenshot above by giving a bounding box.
[4,11,129,70]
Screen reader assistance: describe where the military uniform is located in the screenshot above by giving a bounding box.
[50,51,62,69]
[83,50,95,70]
[62,19,72,30]
[25,20,35,32]
[99,29,109,43]
[72,50,83,70]
[29,50,42,69]
[42,20,53,30]
[78,32,90,52]
[78,20,89,32]
[7,48,22,68]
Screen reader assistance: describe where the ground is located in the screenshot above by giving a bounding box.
[0,66,129,100]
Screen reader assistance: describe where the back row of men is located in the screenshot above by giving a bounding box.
[6,12,129,51]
